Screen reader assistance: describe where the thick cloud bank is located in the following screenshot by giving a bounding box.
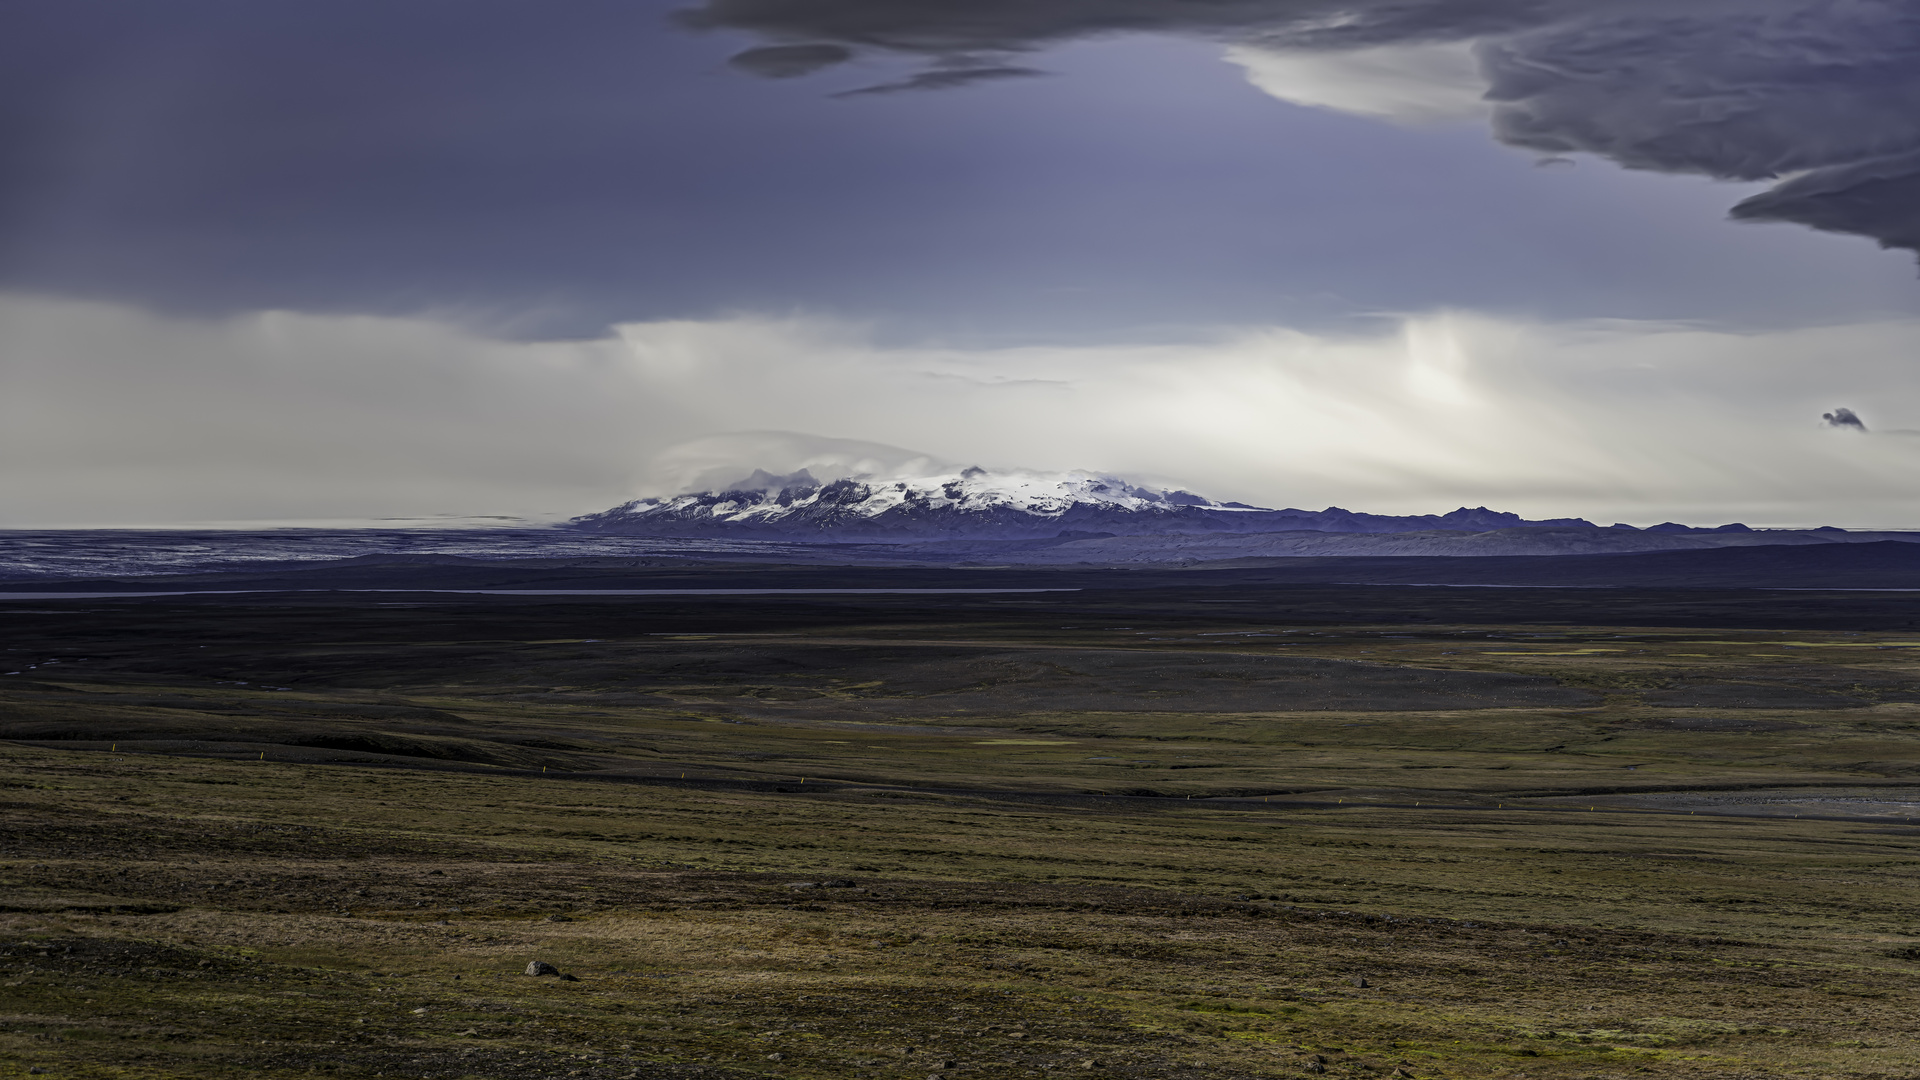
[677,0,1580,54]
[7,293,1920,528]
[6,0,1915,336]
[691,0,1920,260]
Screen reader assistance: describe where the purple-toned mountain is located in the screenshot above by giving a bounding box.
[568,467,1598,541]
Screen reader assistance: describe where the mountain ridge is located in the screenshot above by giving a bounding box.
[570,466,1611,540]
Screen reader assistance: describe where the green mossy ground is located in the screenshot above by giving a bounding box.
[4,595,1920,1078]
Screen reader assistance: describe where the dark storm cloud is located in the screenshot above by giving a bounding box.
[5,0,1007,337]
[1478,6,1920,181]
[728,43,854,77]
[6,0,1917,338]
[832,66,1044,97]
[1478,2,1920,261]
[689,0,1920,262]
[1731,152,1920,257]
[681,0,1583,54]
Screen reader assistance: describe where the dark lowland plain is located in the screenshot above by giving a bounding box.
[6,565,1920,1080]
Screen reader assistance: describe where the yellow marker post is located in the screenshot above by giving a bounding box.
[259,751,265,760]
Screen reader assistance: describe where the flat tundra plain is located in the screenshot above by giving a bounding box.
[5,585,1920,1080]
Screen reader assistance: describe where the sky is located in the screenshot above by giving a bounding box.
[5,0,1920,527]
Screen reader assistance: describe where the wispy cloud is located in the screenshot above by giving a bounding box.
[833,66,1044,97]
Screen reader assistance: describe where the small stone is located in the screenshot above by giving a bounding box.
[545,914,572,923]
[558,973,579,982]
[525,960,559,976]
[1079,1059,1100,1068]
[1351,976,1369,988]
[766,1052,784,1061]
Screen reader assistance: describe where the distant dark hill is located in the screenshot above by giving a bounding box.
[6,539,1920,595]
[1217,540,1920,590]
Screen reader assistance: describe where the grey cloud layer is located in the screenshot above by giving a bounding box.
[1730,151,1920,259]
[6,0,1914,338]
[17,0,1635,337]
[678,0,1585,53]
[728,43,856,77]
[831,65,1045,97]
[1482,3,1920,257]
[11,294,1920,527]
[691,0,1920,260]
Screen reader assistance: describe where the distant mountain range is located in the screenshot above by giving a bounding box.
[0,467,1915,588]
[568,466,1779,546]
[570,467,1627,541]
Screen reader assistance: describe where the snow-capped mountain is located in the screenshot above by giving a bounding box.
[568,466,1598,540]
